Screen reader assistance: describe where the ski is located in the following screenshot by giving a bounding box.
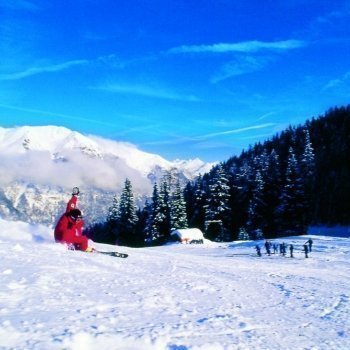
[95,250,128,258]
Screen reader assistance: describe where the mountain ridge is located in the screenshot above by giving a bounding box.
[0,125,215,225]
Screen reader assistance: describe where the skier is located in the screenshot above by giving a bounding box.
[306,238,313,252]
[54,209,93,252]
[279,243,283,255]
[303,243,309,258]
[280,242,286,256]
[289,244,294,258]
[255,245,262,257]
[264,240,271,255]
[273,243,278,254]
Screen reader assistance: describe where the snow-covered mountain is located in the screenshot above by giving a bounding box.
[0,125,215,225]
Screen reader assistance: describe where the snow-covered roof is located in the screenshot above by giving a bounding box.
[171,228,204,240]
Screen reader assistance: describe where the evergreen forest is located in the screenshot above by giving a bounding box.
[88,106,350,246]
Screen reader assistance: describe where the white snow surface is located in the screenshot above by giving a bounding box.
[0,219,349,350]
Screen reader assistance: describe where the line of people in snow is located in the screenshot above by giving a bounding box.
[54,187,94,252]
[255,238,313,258]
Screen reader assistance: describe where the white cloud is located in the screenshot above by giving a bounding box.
[94,83,199,102]
[0,60,88,81]
[211,55,271,83]
[168,39,306,54]
[0,149,151,192]
[322,71,350,91]
[196,123,276,140]
[315,8,350,25]
[167,39,306,83]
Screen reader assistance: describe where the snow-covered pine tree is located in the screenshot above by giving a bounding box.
[253,149,270,175]
[144,181,170,245]
[107,195,120,223]
[246,169,266,239]
[301,128,315,224]
[144,183,161,244]
[134,200,150,247]
[204,164,231,241]
[158,175,172,241]
[188,175,207,231]
[106,194,120,241]
[263,149,283,237]
[170,179,188,230]
[141,199,153,244]
[117,178,139,246]
[301,129,315,177]
[237,227,250,240]
[277,147,307,235]
[229,160,254,237]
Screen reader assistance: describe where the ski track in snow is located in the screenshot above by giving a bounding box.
[0,224,349,349]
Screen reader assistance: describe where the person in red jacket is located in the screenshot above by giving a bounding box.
[54,209,92,252]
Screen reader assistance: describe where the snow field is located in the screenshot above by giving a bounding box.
[0,219,349,349]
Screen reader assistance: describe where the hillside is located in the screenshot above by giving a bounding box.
[0,219,349,349]
[183,106,350,242]
[0,125,214,225]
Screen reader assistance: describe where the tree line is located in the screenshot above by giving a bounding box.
[88,105,350,246]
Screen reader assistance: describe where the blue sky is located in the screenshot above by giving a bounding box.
[1,0,350,162]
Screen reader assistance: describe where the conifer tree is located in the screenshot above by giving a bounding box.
[229,160,253,237]
[237,227,250,240]
[301,128,315,224]
[107,195,120,222]
[142,199,153,244]
[106,195,120,241]
[170,180,188,230]
[117,178,139,246]
[246,169,266,239]
[263,149,282,237]
[189,175,207,231]
[204,164,231,241]
[144,181,170,245]
[144,184,161,244]
[277,147,306,235]
[158,175,172,241]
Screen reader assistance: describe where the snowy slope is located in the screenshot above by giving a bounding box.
[0,219,349,350]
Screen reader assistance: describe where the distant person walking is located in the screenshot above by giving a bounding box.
[289,244,294,258]
[306,238,313,252]
[273,243,278,254]
[303,243,309,258]
[255,245,262,257]
[264,240,271,256]
[282,242,286,256]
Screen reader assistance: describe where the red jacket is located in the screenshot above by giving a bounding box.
[66,195,78,213]
[54,213,88,251]
[65,194,84,231]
